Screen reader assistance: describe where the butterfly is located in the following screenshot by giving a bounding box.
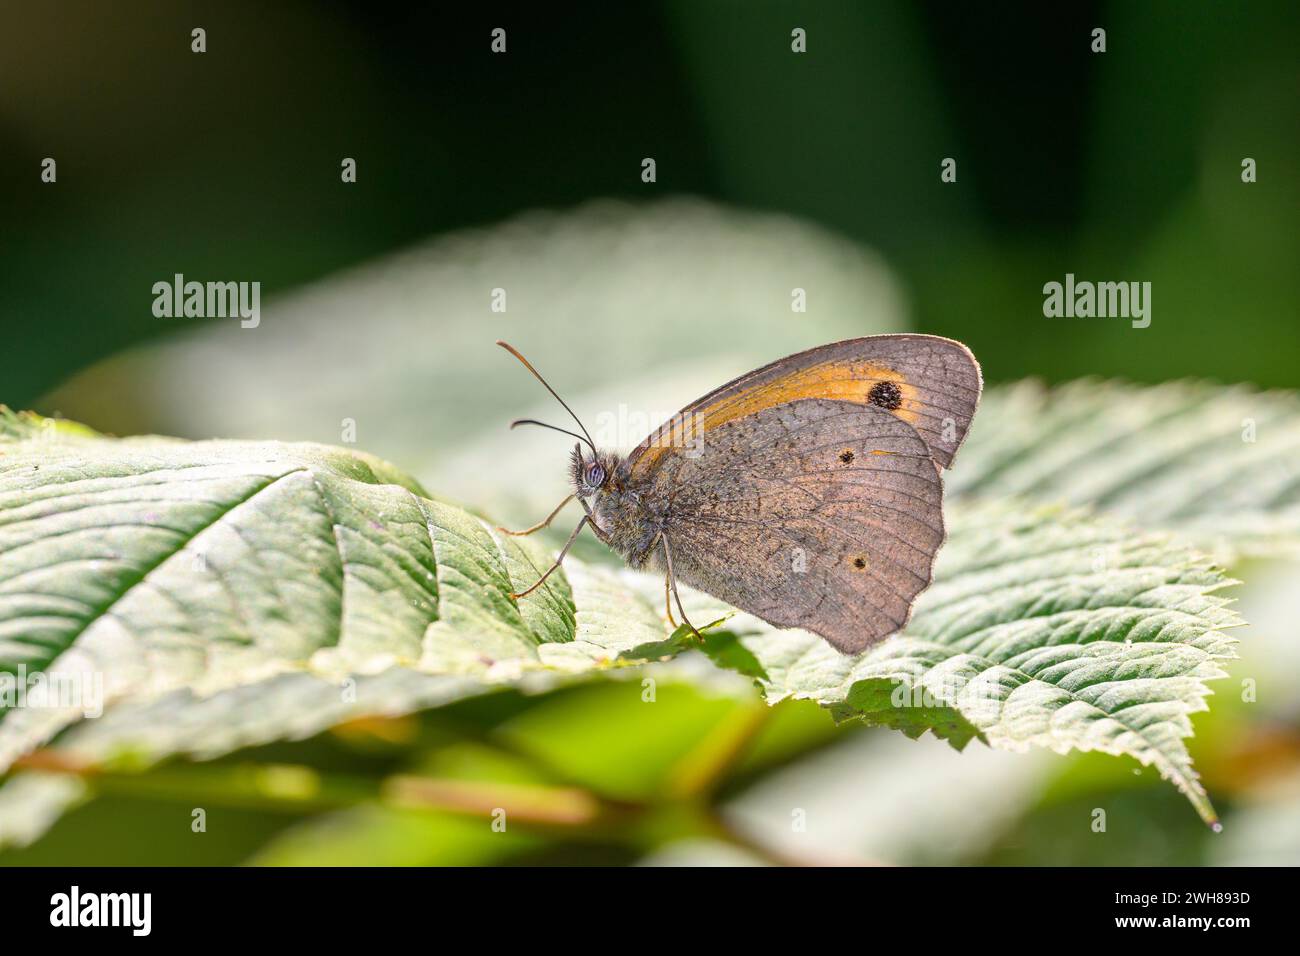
[496,335,982,654]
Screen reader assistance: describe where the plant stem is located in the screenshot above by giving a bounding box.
[664,701,770,799]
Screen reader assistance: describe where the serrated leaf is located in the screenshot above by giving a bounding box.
[824,678,983,749]
[0,413,663,775]
[1,414,1240,835]
[950,379,1300,559]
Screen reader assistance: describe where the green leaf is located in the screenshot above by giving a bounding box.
[951,379,1300,559]
[825,678,984,749]
[0,413,1239,834]
[248,804,546,867]
[0,412,663,775]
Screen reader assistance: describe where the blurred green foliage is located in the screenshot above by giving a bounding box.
[2,1,1296,406]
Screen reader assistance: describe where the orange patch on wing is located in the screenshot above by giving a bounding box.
[640,361,916,469]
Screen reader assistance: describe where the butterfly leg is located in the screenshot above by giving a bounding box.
[578,498,610,545]
[664,572,678,629]
[497,494,575,536]
[660,534,702,642]
[648,532,679,626]
[510,515,588,600]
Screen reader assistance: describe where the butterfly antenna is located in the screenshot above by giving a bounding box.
[509,418,595,452]
[497,341,598,454]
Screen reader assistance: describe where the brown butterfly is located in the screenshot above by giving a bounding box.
[497,335,982,654]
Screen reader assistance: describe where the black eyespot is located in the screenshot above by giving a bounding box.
[853,557,867,569]
[868,380,903,410]
[839,449,855,464]
[585,463,605,487]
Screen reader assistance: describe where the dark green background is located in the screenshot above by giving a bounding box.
[2,0,1296,410]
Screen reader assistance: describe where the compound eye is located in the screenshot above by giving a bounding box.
[585,463,605,487]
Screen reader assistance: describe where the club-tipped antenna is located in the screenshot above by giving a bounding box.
[509,418,595,452]
[497,341,598,454]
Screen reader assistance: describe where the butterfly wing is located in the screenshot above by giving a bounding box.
[632,397,945,653]
[631,333,982,471]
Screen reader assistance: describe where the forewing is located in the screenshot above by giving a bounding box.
[631,334,981,470]
[641,398,945,654]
